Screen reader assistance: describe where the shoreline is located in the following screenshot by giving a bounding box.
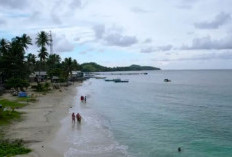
[4,83,80,157]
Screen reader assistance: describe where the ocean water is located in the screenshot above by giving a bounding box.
[64,70,232,157]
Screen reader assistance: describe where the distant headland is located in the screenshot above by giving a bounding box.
[81,62,161,72]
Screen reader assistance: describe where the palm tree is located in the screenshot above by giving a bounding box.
[0,38,9,56]
[35,31,49,82]
[10,35,32,79]
[27,53,37,64]
[47,54,61,80]
[0,35,32,82]
[63,57,73,80]
[21,34,32,50]
[72,59,81,70]
[47,54,61,66]
[26,53,37,73]
[36,31,49,63]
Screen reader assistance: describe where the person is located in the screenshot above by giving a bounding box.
[76,113,81,123]
[72,112,75,123]
[84,96,86,102]
[80,96,84,101]
[178,147,181,152]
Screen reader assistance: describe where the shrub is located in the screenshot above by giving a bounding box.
[0,139,31,156]
[44,82,50,90]
[35,83,43,92]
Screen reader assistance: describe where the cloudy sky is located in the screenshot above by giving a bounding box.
[1,0,232,69]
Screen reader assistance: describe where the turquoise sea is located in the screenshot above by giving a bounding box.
[64,70,232,157]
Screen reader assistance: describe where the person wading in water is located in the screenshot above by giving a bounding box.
[76,113,81,123]
[72,113,75,123]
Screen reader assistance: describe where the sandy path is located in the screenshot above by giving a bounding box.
[4,83,80,157]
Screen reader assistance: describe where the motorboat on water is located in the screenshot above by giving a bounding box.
[95,76,106,79]
[164,79,171,82]
[105,78,129,83]
[114,79,129,83]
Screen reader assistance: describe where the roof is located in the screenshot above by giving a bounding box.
[72,71,82,75]
[52,76,59,79]
[29,73,36,78]
[35,71,47,75]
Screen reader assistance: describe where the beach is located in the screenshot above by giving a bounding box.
[4,83,80,157]
[1,70,232,157]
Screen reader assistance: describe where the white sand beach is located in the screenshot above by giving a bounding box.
[4,83,80,157]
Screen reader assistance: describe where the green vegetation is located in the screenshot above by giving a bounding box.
[0,139,31,156]
[0,31,160,89]
[17,97,37,103]
[0,99,26,125]
[5,78,30,91]
[81,62,109,72]
[0,99,26,108]
[0,31,81,89]
[81,62,160,72]
[0,111,22,125]
[0,100,30,156]
[32,82,51,93]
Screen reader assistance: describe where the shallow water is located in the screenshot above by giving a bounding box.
[63,70,232,157]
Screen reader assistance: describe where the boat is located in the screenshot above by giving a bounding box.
[105,78,129,83]
[164,79,171,82]
[95,76,106,79]
[114,79,129,83]
[105,79,115,81]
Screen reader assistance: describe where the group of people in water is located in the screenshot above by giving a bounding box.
[72,112,81,123]
[72,95,183,152]
[71,95,88,124]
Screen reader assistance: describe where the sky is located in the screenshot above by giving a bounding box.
[1,0,232,69]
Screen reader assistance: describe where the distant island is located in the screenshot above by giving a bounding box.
[81,62,160,72]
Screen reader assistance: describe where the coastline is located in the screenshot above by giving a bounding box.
[4,83,80,157]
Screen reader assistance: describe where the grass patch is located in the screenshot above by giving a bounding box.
[0,139,31,156]
[17,97,37,103]
[0,99,26,108]
[0,130,4,139]
[0,99,26,126]
[0,111,23,125]
[0,101,31,156]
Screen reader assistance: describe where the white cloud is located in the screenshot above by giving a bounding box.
[1,0,232,69]
[141,47,154,53]
[181,36,232,50]
[194,12,231,29]
[144,38,152,43]
[54,34,75,53]
[0,0,29,9]
[104,33,137,47]
[157,45,173,51]
[69,0,83,9]
[0,19,5,25]
[140,45,173,53]
[152,51,232,62]
[92,24,138,47]
[131,7,150,13]
[93,24,105,39]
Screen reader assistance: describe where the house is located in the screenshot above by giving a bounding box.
[51,76,60,83]
[70,71,84,81]
[29,71,48,82]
